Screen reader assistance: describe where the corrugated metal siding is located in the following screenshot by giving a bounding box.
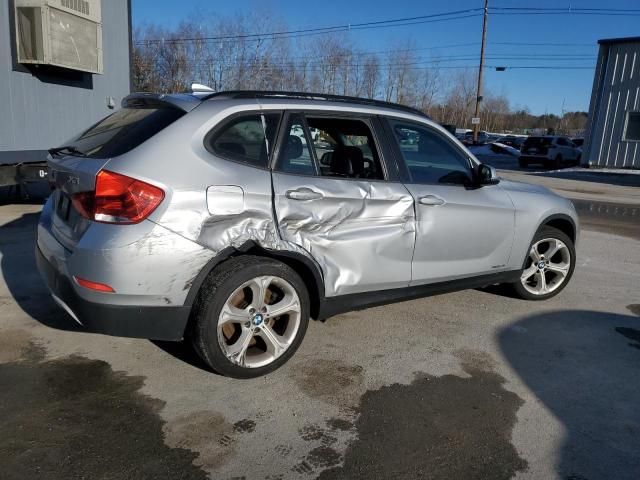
[0,0,130,160]
[584,41,640,168]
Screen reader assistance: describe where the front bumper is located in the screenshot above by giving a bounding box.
[36,245,191,341]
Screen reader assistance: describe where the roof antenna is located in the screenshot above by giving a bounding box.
[191,83,215,93]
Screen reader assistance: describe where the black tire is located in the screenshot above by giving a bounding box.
[509,226,576,301]
[190,256,310,378]
[552,155,562,169]
[519,159,528,168]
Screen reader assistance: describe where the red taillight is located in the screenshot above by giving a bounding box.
[72,170,164,224]
[74,276,115,293]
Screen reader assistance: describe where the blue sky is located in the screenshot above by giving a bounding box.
[132,0,640,115]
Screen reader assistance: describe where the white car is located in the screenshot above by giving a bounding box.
[519,136,582,169]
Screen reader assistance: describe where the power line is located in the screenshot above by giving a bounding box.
[186,58,595,71]
[491,7,640,17]
[491,41,594,47]
[134,5,640,46]
[182,55,596,71]
[135,9,483,45]
[491,65,595,70]
[491,6,640,13]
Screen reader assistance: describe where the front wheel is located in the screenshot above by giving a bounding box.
[510,226,576,301]
[190,256,310,378]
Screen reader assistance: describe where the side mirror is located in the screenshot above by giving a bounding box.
[476,163,500,186]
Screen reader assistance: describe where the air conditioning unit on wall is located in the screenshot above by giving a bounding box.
[14,0,103,74]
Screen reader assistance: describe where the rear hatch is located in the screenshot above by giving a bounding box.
[48,94,193,251]
[522,136,552,155]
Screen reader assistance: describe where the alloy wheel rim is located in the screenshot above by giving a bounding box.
[520,237,571,295]
[217,276,301,368]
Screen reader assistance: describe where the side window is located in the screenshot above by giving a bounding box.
[277,114,317,175]
[207,113,280,168]
[306,117,384,180]
[557,137,568,146]
[625,111,640,141]
[390,120,472,185]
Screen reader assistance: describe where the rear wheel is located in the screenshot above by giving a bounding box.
[510,226,575,301]
[518,158,528,168]
[190,256,309,378]
[549,155,562,169]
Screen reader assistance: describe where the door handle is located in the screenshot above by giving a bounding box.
[418,195,445,206]
[285,188,323,201]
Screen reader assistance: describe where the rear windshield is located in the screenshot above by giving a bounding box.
[523,137,552,147]
[64,107,185,158]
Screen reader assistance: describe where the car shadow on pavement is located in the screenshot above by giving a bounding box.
[0,211,82,333]
[0,184,51,206]
[498,309,640,480]
[150,340,214,373]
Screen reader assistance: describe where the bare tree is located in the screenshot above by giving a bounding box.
[132,14,583,135]
[361,54,380,99]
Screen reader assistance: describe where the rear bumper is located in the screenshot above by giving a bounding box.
[36,244,191,341]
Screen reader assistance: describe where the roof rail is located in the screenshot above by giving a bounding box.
[203,90,430,119]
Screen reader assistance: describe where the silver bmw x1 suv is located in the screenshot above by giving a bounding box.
[37,90,579,378]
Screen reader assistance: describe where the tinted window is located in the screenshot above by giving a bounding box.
[391,121,471,185]
[556,137,568,146]
[625,112,640,141]
[306,117,384,180]
[277,114,317,175]
[523,137,552,148]
[208,113,280,168]
[66,107,185,159]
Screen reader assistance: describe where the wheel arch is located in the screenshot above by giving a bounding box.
[183,241,325,320]
[539,213,577,244]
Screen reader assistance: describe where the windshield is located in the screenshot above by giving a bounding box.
[61,107,185,159]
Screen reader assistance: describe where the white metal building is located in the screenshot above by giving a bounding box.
[583,37,640,169]
[0,0,131,177]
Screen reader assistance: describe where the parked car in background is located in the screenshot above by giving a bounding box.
[519,136,582,169]
[462,130,489,145]
[571,138,584,148]
[37,90,579,378]
[497,135,526,150]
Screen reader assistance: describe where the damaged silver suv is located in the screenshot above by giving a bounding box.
[37,90,579,378]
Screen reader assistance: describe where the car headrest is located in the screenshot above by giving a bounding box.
[284,135,303,160]
[330,145,364,176]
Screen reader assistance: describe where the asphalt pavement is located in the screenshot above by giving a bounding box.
[0,170,639,479]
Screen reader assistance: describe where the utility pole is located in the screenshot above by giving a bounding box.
[473,0,489,144]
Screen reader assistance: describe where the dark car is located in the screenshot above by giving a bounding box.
[496,135,525,149]
[462,131,489,145]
